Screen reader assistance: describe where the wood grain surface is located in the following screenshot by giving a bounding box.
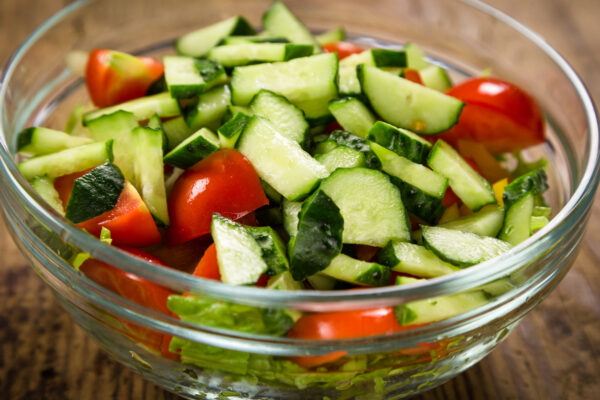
[1,0,599,399]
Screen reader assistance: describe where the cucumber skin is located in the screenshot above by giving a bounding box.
[367,121,431,164]
[246,226,289,276]
[65,163,124,224]
[289,190,344,281]
[390,177,445,224]
[503,168,548,208]
[323,130,381,169]
[355,263,391,286]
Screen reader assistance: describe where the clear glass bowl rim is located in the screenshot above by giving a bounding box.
[0,0,598,310]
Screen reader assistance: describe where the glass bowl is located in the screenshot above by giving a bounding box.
[0,0,598,398]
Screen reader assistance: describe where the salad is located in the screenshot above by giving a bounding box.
[15,0,551,392]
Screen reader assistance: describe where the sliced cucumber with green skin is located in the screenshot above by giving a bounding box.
[163,128,220,169]
[262,1,322,52]
[31,176,64,215]
[531,215,549,232]
[438,205,505,237]
[499,192,535,245]
[184,85,231,131]
[230,52,338,120]
[83,92,181,125]
[428,140,496,211]
[131,127,169,226]
[162,116,193,151]
[395,180,446,224]
[282,199,302,237]
[340,49,406,68]
[328,97,376,139]
[250,89,309,146]
[315,130,381,169]
[502,168,548,208]
[147,114,169,153]
[246,226,289,276]
[218,112,251,149]
[289,189,343,281]
[237,117,328,201]
[16,127,92,156]
[65,162,124,224]
[404,43,429,70]
[314,145,365,173]
[395,276,488,326]
[316,27,345,45]
[18,140,113,181]
[222,105,252,124]
[420,65,452,92]
[86,110,138,185]
[207,43,314,67]
[267,271,304,291]
[321,253,390,287]
[176,16,256,57]
[211,213,267,285]
[320,167,410,247]
[220,35,289,45]
[422,225,512,267]
[358,65,464,135]
[367,121,432,164]
[307,274,338,290]
[338,65,361,97]
[378,241,460,278]
[164,56,227,98]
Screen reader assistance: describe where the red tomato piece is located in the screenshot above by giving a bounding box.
[287,307,406,367]
[192,243,221,281]
[441,188,460,207]
[54,172,161,247]
[403,68,423,85]
[322,41,364,60]
[438,77,545,154]
[167,149,268,245]
[86,49,164,107]
[254,274,270,288]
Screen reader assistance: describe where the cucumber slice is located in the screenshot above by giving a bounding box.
[162,116,193,151]
[16,127,92,156]
[320,167,411,247]
[315,130,381,169]
[131,127,169,226]
[83,92,180,125]
[164,56,227,98]
[211,213,267,285]
[502,168,548,208]
[163,128,220,169]
[282,199,302,238]
[427,140,496,211]
[246,226,289,276]
[420,65,452,92]
[18,140,113,181]
[86,110,138,185]
[379,241,460,278]
[340,49,406,68]
[314,145,365,173]
[218,112,251,149]
[358,65,464,134]
[220,35,289,45]
[208,43,314,67]
[31,176,64,215]
[321,253,390,287]
[184,85,231,131]
[307,274,338,290]
[250,89,309,146]
[237,117,328,201]
[338,65,361,97]
[403,43,429,70]
[422,225,511,267]
[438,205,505,237]
[260,179,283,205]
[222,105,252,124]
[499,192,535,245]
[266,271,304,291]
[316,27,345,45]
[230,52,338,120]
[262,1,322,52]
[65,163,124,224]
[367,121,432,164]
[328,97,376,138]
[289,189,343,281]
[176,16,256,57]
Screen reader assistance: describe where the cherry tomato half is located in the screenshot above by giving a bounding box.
[166,149,268,245]
[322,41,364,60]
[86,49,164,107]
[438,77,545,154]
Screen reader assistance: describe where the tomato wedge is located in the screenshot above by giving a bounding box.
[167,149,268,245]
[54,171,161,247]
[322,41,364,60]
[287,307,405,368]
[86,49,164,107]
[438,77,545,154]
[192,243,221,281]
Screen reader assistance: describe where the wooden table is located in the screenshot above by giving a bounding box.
[1,1,599,399]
